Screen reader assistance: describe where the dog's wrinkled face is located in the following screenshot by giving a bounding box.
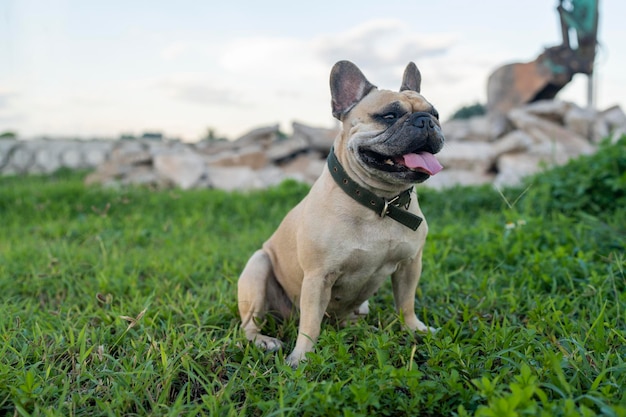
[345,89,445,184]
[331,61,444,186]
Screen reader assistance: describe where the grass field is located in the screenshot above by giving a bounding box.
[1,137,625,416]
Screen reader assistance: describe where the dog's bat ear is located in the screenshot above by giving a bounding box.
[400,62,421,93]
[330,61,377,120]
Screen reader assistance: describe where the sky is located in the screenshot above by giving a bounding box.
[1,0,625,141]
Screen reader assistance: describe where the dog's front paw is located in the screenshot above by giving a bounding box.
[419,325,439,334]
[404,316,438,334]
[414,321,438,334]
[286,350,307,369]
[253,335,284,352]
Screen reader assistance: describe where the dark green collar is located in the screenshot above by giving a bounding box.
[326,147,423,231]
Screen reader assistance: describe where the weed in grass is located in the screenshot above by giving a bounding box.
[0,138,625,416]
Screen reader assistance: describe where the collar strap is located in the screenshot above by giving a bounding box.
[327,147,422,231]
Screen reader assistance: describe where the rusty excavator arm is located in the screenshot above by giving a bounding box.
[486,0,599,137]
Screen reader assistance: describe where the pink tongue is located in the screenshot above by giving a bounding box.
[402,152,443,175]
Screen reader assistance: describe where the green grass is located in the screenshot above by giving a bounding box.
[1,137,625,416]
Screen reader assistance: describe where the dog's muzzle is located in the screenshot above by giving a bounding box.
[405,112,443,154]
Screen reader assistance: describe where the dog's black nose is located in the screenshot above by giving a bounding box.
[409,112,435,129]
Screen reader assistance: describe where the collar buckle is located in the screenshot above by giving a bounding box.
[380,195,400,218]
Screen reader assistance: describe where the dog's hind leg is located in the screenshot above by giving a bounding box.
[238,250,290,351]
[339,300,370,327]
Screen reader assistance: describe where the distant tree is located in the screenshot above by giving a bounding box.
[0,131,17,139]
[202,128,227,142]
[141,132,163,141]
[449,103,486,120]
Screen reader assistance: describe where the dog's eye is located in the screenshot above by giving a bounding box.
[375,106,405,123]
[431,109,439,120]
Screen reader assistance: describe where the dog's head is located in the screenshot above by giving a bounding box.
[330,61,444,188]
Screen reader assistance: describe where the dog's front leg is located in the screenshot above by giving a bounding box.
[286,272,333,367]
[391,250,436,333]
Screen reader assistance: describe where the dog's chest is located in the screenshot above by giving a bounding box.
[328,234,418,306]
[343,236,416,274]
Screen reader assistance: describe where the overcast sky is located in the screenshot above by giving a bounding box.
[1,0,624,141]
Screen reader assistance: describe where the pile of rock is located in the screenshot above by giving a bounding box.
[84,122,337,191]
[85,100,625,191]
[431,100,626,189]
[0,139,114,175]
[2,100,624,191]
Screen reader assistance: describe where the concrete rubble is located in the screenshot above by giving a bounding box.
[1,100,624,191]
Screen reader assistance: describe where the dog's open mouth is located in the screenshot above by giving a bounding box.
[361,149,443,176]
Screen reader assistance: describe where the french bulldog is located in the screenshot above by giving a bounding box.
[237,60,444,367]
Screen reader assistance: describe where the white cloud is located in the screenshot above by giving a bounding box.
[0,89,22,127]
[158,74,246,107]
[0,95,11,109]
[314,19,455,66]
[205,19,483,128]
[218,19,456,83]
[160,42,190,61]
[212,19,461,101]
[0,86,18,108]
[218,36,325,83]
[140,20,484,138]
